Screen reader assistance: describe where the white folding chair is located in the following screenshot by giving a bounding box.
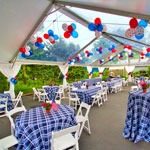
[12,91,23,108]
[51,124,80,150]
[101,87,108,102]
[69,92,80,110]
[55,86,64,104]
[92,90,103,107]
[0,98,8,118]
[110,83,118,93]
[76,102,91,139]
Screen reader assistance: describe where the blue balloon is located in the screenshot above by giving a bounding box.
[88,23,96,31]
[96,23,103,32]
[112,45,115,49]
[71,31,78,38]
[48,30,54,36]
[90,72,92,74]
[10,78,15,82]
[108,47,112,51]
[39,43,45,49]
[53,35,59,40]
[21,53,27,58]
[96,48,99,51]
[135,34,144,40]
[71,23,76,30]
[62,75,64,78]
[88,52,93,56]
[14,79,17,84]
[35,42,40,47]
[70,59,73,62]
[29,51,33,56]
[145,52,150,57]
[138,20,148,28]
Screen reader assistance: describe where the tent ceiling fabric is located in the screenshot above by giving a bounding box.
[55,0,150,20]
[0,0,52,62]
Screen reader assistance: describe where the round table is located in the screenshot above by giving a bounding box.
[15,104,77,150]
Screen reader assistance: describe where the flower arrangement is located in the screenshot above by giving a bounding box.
[86,82,90,89]
[42,103,51,114]
[141,82,149,93]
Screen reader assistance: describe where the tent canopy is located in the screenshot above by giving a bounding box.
[0,0,150,68]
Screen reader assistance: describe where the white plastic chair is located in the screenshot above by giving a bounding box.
[55,85,64,104]
[0,98,8,118]
[76,102,91,139]
[12,91,23,108]
[131,86,139,91]
[92,90,103,107]
[69,92,80,110]
[51,124,80,150]
[101,87,108,102]
[110,83,118,93]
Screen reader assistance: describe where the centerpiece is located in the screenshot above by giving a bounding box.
[141,82,149,93]
[86,82,90,89]
[42,102,51,114]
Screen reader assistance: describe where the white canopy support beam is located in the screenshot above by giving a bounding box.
[54,0,150,20]
[11,2,54,67]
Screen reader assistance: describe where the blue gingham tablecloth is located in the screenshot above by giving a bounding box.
[72,86,101,105]
[0,93,14,112]
[72,82,82,89]
[15,104,77,150]
[123,88,150,143]
[44,86,59,100]
[81,78,102,86]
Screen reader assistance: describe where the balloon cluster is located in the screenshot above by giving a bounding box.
[89,72,93,76]
[75,54,83,61]
[43,29,59,44]
[99,72,103,75]
[108,56,114,61]
[129,52,134,58]
[128,72,131,76]
[108,45,116,53]
[35,37,45,49]
[124,45,132,55]
[19,46,33,58]
[118,53,123,59]
[10,77,17,85]
[68,58,75,65]
[88,18,106,38]
[125,18,148,40]
[62,23,78,38]
[99,59,104,64]
[85,50,93,57]
[141,47,150,59]
[96,47,103,54]
[65,73,68,79]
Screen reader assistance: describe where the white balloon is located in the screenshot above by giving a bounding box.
[78,54,81,57]
[25,46,31,51]
[25,51,30,56]
[80,57,83,60]
[95,31,101,38]
[33,45,38,49]
[49,36,54,42]
[71,62,74,65]
[30,37,36,44]
[143,49,147,54]
[73,59,75,62]
[124,48,129,52]
[128,50,131,55]
[142,47,147,51]
[62,23,68,31]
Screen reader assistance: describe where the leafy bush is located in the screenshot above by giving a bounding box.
[0,72,9,93]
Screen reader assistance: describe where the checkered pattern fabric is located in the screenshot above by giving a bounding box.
[123,89,150,143]
[72,82,82,89]
[44,86,59,100]
[81,78,102,86]
[72,86,101,105]
[0,93,14,112]
[15,104,77,150]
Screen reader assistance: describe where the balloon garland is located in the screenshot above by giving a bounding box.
[99,72,103,75]
[19,46,33,58]
[96,47,103,54]
[89,72,93,77]
[99,59,104,64]
[140,47,150,59]
[129,52,134,58]
[75,54,83,61]
[118,53,123,59]
[125,18,148,40]
[62,23,78,38]
[108,56,114,61]
[85,50,93,57]
[68,58,75,65]
[10,77,18,85]
[43,29,59,44]
[88,18,107,38]
[108,45,117,53]
[124,45,132,55]
[35,37,45,49]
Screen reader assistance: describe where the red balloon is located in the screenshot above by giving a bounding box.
[147,48,150,52]
[37,37,43,43]
[99,47,102,50]
[85,51,89,54]
[67,25,74,32]
[124,45,128,49]
[68,58,71,61]
[94,18,101,25]
[87,55,90,57]
[15,77,17,80]
[19,48,26,53]
[141,52,145,56]
[77,59,80,61]
[64,31,71,38]
[43,34,49,39]
[141,56,144,59]
[75,56,77,58]
[89,73,91,76]
[129,18,138,28]
[128,45,132,49]
[112,49,116,53]
[128,72,131,75]
[66,73,68,76]
[50,40,55,44]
